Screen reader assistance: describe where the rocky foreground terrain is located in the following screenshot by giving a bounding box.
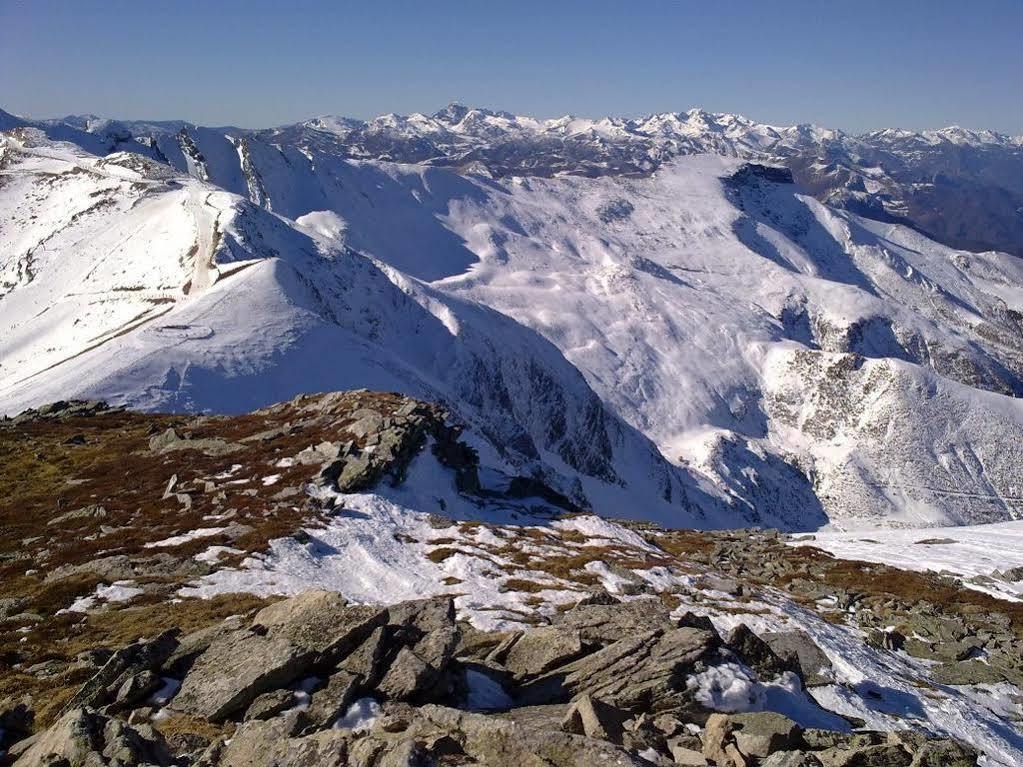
[1,393,1022,765]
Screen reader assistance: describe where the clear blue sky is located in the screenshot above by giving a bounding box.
[2,0,1021,134]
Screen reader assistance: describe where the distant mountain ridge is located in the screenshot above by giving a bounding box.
[4,103,1023,257]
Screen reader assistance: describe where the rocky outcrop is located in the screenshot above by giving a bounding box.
[10,590,983,767]
[13,708,173,767]
[173,591,387,721]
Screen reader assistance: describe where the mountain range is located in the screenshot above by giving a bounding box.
[5,103,1023,257]
[4,105,1023,531]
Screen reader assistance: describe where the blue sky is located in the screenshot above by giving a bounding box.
[2,0,1021,134]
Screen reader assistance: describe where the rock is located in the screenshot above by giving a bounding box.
[111,670,162,712]
[560,693,627,744]
[164,616,247,677]
[412,626,460,668]
[518,627,717,709]
[199,715,350,767]
[803,731,884,751]
[174,592,386,721]
[669,743,710,765]
[61,630,178,714]
[338,625,386,682]
[902,637,982,663]
[993,565,1023,582]
[702,712,801,765]
[929,660,1006,685]
[677,612,719,635]
[697,574,743,596]
[47,504,107,527]
[502,627,586,678]
[396,703,652,766]
[575,591,622,607]
[866,629,905,652]
[377,646,432,701]
[550,597,676,645]
[729,712,801,757]
[908,739,977,766]
[243,689,296,721]
[816,743,912,766]
[13,708,173,767]
[173,630,308,721]
[652,713,685,737]
[762,631,834,687]
[726,624,792,678]
[11,400,117,423]
[0,597,27,620]
[149,428,242,457]
[0,697,34,751]
[761,753,824,767]
[707,715,802,764]
[387,596,456,633]
[303,670,360,729]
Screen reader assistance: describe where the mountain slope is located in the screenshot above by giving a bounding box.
[0,128,732,529]
[4,126,1023,529]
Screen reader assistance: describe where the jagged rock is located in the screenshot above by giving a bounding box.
[61,630,179,714]
[816,743,912,766]
[929,660,1006,685]
[902,637,982,663]
[993,566,1023,582]
[387,596,456,633]
[149,427,242,457]
[197,715,349,767]
[111,670,162,712]
[172,629,307,721]
[164,616,247,678]
[697,574,743,596]
[395,703,652,766]
[670,743,710,765]
[303,670,360,729]
[550,596,676,645]
[502,626,586,678]
[518,626,717,709]
[47,504,107,527]
[761,753,824,767]
[243,689,296,721]
[866,629,905,652]
[702,712,800,764]
[560,693,627,744]
[802,731,884,751]
[726,624,792,678]
[13,708,173,767]
[376,646,432,702]
[174,592,386,720]
[908,739,977,766]
[762,631,834,686]
[338,625,386,681]
[0,696,34,751]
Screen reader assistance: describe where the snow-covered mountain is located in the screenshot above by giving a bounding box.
[4,111,1023,531]
[6,103,1022,257]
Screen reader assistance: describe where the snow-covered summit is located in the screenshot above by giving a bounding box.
[21,102,1022,257]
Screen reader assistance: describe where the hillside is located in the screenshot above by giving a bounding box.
[4,128,1023,528]
[1,395,1021,765]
